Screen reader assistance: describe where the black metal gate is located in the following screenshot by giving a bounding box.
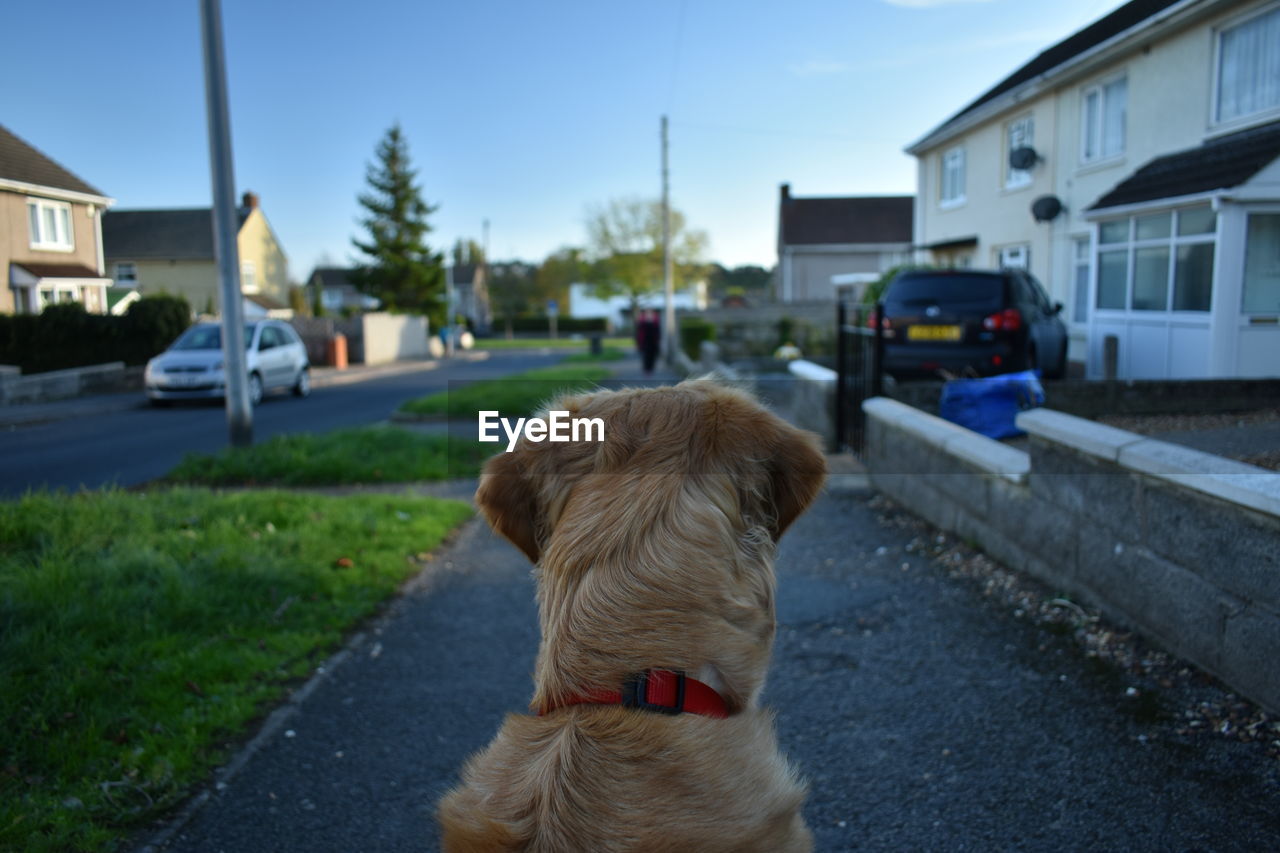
[834,300,884,454]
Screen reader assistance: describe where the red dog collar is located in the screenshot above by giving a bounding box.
[542,669,730,719]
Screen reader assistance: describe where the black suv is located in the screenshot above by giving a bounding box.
[876,268,1067,379]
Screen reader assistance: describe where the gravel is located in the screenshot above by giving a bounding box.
[867,492,1280,764]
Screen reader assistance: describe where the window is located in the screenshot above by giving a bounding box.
[241,260,258,292]
[27,198,74,250]
[1081,77,1127,163]
[940,147,966,207]
[259,326,283,350]
[1242,214,1280,315]
[1216,5,1280,125]
[114,262,138,287]
[36,283,82,310]
[1005,116,1034,189]
[1072,237,1091,323]
[999,244,1029,269]
[1094,205,1217,312]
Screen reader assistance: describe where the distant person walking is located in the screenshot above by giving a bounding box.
[635,309,662,376]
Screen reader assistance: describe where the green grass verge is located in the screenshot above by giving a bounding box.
[166,426,485,487]
[561,347,626,363]
[0,488,472,852]
[399,364,612,419]
[473,336,631,350]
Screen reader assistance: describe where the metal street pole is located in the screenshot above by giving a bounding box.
[445,262,455,358]
[661,115,674,363]
[199,0,252,447]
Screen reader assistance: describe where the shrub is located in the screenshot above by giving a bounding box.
[0,294,191,374]
[679,316,716,360]
[121,295,191,362]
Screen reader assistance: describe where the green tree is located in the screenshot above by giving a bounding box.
[487,261,538,338]
[707,263,772,301]
[582,197,708,317]
[537,246,588,316]
[350,124,445,324]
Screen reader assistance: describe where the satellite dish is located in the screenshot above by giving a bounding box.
[1031,195,1064,222]
[1009,146,1039,171]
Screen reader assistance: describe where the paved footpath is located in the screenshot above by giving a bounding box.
[138,362,1280,852]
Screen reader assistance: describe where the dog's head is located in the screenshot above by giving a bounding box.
[474,380,826,564]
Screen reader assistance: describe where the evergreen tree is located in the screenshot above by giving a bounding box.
[350,124,445,324]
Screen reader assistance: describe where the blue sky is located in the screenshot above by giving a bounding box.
[4,0,1128,276]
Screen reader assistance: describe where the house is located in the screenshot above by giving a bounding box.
[306,266,380,314]
[906,0,1280,379]
[1,123,115,314]
[775,185,914,302]
[569,281,708,330]
[102,191,290,318]
[449,263,491,332]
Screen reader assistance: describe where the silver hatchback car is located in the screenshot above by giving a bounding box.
[145,319,311,406]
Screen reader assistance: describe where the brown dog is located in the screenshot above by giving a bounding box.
[438,380,826,852]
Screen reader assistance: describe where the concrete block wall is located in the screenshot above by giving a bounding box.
[862,397,1280,713]
[359,313,429,365]
[0,362,141,405]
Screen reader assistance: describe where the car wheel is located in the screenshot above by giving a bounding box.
[149,398,171,408]
[248,372,264,407]
[293,367,311,398]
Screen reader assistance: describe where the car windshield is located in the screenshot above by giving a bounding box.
[169,325,257,351]
[885,274,1004,311]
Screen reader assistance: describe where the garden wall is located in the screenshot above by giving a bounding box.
[862,397,1280,713]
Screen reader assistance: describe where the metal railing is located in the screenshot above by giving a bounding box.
[834,300,885,454]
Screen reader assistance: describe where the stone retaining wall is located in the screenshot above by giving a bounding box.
[863,397,1280,713]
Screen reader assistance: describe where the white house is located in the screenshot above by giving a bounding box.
[569,281,707,330]
[906,0,1280,379]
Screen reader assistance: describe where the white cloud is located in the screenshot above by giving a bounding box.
[881,0,997,8]
[788,60,851,77]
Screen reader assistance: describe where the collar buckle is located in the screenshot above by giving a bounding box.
[621,670,686,715]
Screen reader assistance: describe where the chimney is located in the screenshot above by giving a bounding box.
[241,191,259,210]
[780,183,791,201]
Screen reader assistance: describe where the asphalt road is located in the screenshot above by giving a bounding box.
[144,477,1280,853]
[0,353,563,497]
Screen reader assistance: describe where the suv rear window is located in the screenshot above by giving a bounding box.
[885,273,1005,311]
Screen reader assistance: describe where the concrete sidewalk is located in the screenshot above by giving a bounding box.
[0,353,489,428]
[137,465,1280,852]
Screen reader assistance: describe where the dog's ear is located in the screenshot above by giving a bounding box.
[766,423,827,540]
[475,449,541,563]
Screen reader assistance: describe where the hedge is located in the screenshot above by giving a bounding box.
[0,295,191,374]
[508,316,608,334]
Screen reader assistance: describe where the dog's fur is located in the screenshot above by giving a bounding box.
[437,380,827,852]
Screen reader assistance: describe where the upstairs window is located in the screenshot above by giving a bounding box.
[1216,4,1280,125]
[114,262,137,287]
[1005,116,1034,189]
[1081,76,1127,163]
[940,146,966,207]
[241,260,258,293]
[27,199,74,251]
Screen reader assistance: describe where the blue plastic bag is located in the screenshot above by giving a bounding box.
[939,370,1045,439]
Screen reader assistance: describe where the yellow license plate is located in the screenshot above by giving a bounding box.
[907,324,961,342]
